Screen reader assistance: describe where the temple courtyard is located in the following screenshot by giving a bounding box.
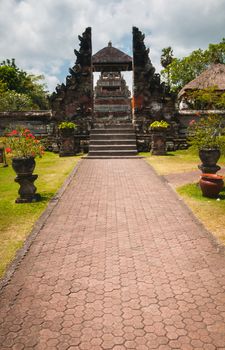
[0,158,225,349]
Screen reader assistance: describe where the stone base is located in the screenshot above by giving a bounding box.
[15,174,40,203]
[59,137,76,157]
[151,133,166,156]
[151,150,166,156]
[198,164,221,174]
[15,193,41,203]
[59,152,76,157]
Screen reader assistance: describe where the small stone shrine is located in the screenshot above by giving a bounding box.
[94,71,131,123]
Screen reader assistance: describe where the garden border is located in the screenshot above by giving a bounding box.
[0,158,83,292]
[144,159,225,256]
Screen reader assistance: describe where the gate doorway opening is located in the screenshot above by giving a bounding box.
[92,42,133,124]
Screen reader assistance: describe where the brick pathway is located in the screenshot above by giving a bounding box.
[1,159,225,350]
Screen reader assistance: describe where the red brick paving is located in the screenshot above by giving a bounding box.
[1,159,225,349]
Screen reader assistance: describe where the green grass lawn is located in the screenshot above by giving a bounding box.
[0,152,81,278]
[141,149,200,175]
[177,183,225,244]
[141,149,225,244]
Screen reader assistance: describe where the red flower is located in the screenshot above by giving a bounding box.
[5,147,12,153]
[8,130,18,136]
[27,133,35,139]
[189,119,196,126]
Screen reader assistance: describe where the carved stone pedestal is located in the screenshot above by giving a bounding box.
[59,129,76,157]
[151,132,166,155]
[59,136,75,157]
[15,174,40,203]
[198,164,221,174]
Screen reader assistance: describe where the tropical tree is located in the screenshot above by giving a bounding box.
[0,59,49,110]
[0,91,36,111]
[161,39,225,93]
[160,47,173,87]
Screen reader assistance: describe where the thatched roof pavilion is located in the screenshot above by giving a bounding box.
[178,63,225,98]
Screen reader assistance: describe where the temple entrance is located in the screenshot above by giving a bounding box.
[87,42,138,158]
[50,27,175,155]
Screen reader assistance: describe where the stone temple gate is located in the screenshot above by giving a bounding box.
[50,27,176,152]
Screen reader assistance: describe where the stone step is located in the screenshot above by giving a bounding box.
[88,123,138,158]
[93,117,132,123]
[88,150,138,157]
[91,134,136,140]
[84,156,143,159]
[93,121,134,129]
[91,139,136,145]
[89,145,137,151]
[90,129,135,135]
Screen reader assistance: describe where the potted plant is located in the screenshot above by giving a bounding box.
[58,121,77,136]
[149,120,170,155]
[187,114,225,173]
[150,120,170,131]
[199,173,224,198]
[4,128,44,203]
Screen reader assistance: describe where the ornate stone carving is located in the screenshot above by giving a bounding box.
[132,27,176,151]
[50,27,93,124]
[132,26,168,114]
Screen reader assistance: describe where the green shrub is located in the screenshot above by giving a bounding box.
[58,121,77,130]
[150,120,170,129]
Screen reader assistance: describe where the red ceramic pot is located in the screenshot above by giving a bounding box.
[199,173,224,198]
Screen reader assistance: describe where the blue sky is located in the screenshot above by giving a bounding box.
[0,0,225,93]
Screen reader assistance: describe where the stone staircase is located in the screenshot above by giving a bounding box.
[86,124,139,158]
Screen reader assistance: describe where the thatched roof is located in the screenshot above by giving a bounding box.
[178,63,225,98]
[92,42,132,71]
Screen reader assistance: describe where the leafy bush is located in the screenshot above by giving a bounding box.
[0,59,49,110]
[58,121,77,130]
[0,90,36,111]
[187,114,225,151]
[150,120,170,129]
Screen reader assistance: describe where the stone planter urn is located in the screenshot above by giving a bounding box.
[12,157,40,203]
[199,173,224,198]
[198,148,221,174]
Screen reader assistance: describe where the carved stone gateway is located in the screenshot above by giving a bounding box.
[132,27,176,151]
[50,27,93,135]
[0,27,180,154]
[49,27,177,153]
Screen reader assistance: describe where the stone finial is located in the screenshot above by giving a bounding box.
[108,41,112,47]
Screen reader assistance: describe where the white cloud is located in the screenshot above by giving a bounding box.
[0,0,225,93]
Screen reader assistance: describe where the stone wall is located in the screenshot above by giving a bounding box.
[0,111,53,136]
